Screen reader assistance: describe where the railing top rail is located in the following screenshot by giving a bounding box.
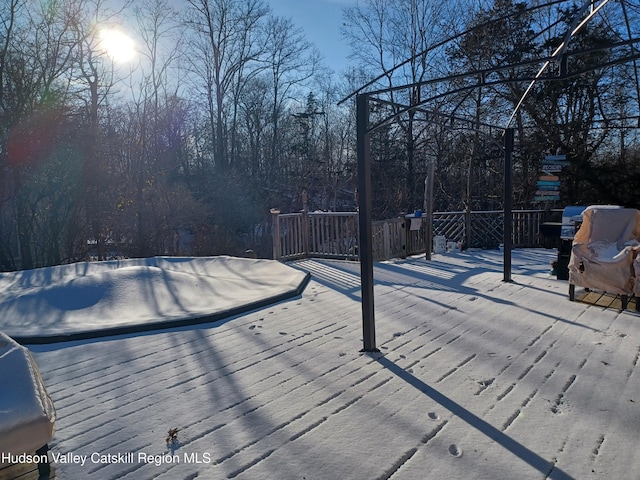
[308,211,358,217]
[433,209,547,215]
[277,211,360,218]
[280,209,550,218]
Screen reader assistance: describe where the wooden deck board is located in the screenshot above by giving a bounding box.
[576,289,638,310]
[0,461,55,480]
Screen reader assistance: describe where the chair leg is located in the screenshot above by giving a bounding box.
[569,283,575,301]
[36,444,50,477]
[622,295,628,310]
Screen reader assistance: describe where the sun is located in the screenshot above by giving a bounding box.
[98,28,136,63]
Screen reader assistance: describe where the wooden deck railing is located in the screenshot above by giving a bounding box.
[271,209,552,261]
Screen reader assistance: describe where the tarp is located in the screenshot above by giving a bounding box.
[568,206,640,295]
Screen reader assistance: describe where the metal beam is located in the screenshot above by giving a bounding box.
[356,94,377,352]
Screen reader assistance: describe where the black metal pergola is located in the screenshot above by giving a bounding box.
[342,0,640,352]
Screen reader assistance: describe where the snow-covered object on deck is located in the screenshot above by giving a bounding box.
[0,331,55,456]
[0,256,309,342]
[568,205,640,296]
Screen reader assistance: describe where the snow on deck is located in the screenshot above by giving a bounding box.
[28,249,640,479]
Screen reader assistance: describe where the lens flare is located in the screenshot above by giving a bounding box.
[98,28,136,63]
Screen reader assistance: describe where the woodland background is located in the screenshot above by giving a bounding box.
[1,0,639,270]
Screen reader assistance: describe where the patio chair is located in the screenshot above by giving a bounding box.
[568,206,640,309]
[0,332,56,476]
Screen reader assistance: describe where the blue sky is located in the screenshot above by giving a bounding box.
[267,0,356,73]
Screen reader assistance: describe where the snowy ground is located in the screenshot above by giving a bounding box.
[5,249,640,479]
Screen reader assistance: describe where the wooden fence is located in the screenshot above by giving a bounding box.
[271,209,553,261]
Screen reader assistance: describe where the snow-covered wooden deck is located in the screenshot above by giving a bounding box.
[23,249,640,479]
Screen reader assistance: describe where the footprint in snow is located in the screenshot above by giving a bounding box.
[478,378,494,387]
[448,444,463,457]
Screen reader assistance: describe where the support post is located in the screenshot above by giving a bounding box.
[270,209,281,260]
[357,94,377,352]
[383,221,390,261]
[503,128,514,282]
[424,160,435,260]
[302,210,310,257]
[464,207,472,248]
[36,444,51,477]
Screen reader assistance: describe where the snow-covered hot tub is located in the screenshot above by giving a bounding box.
[0,332,55,473]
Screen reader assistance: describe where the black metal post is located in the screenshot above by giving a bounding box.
[357,94,377,352]
[503,128,514,282]
[424,160,434,260]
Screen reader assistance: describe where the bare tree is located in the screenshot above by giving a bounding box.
[342,0,452,213]
[63,0,137,260]
[262,15,320,184]
[184,0,269,173]
[239,76,270,177]
[0,0,84,268]
[123,0,185,256]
